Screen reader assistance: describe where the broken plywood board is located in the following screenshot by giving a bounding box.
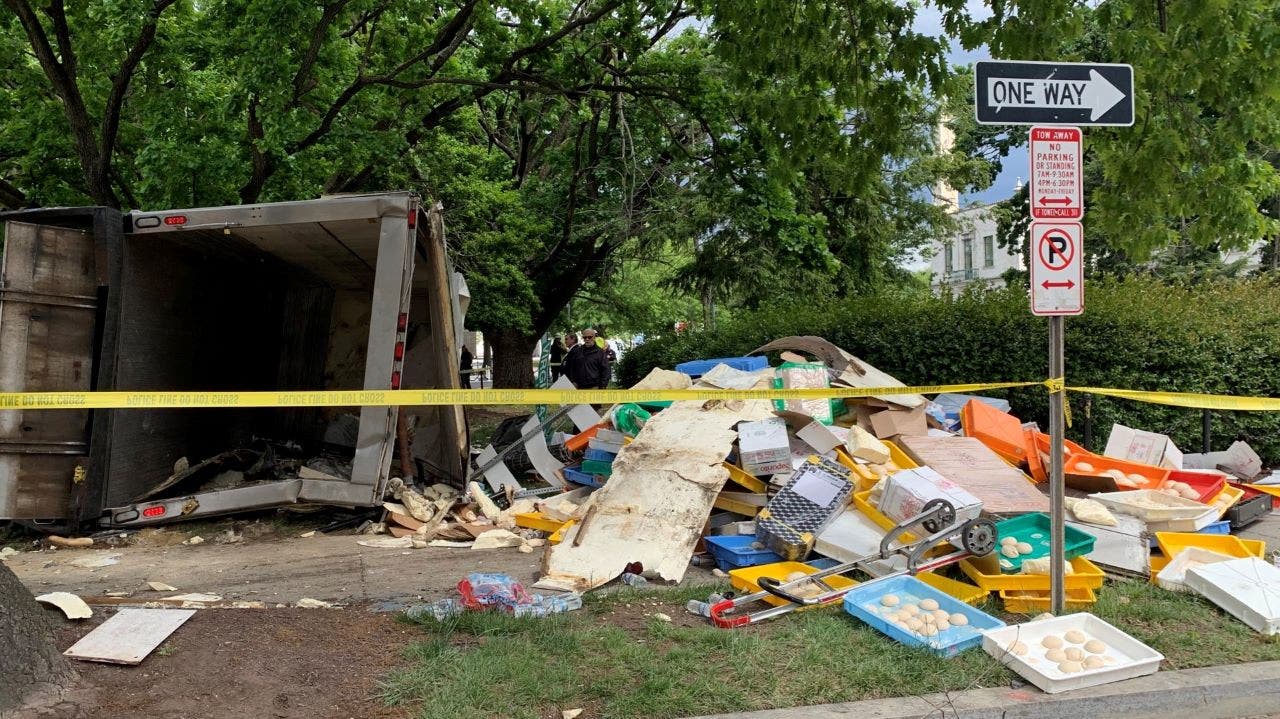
[63,608,195,665]
[537,398,774,592]
[896,435,1049,514]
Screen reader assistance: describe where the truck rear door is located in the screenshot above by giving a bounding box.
[0,220,98,521]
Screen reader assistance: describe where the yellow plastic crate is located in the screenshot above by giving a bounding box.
[728,561,859,608]
[853,489,920,544]
[1155,531,1266,561]
[917,571,988,605]
[1000,586,1098,613]
[714,492,766,517]
[884,440,919,472]
[836,442,920,492]
[958,555,1105,592]
[547,519,577,545]
[1206,484,1245,519]
[723,462,768,494]
[514,511,568,534]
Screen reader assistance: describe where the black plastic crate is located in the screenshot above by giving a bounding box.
[1227,487,1271,529]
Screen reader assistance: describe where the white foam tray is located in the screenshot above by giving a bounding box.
[1088,490,1208,521]
[1156,547,1236,593]
[981,613,1163,694]
[1145,506,1222,533]
[1185,557,1280,635]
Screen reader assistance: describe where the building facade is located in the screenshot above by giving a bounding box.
[928,203,1023,291]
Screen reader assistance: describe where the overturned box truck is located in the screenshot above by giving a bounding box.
[0,192,469,532]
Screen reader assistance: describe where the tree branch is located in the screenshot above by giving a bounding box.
[292,0,352,103]
[99,0,178,180]
[0,176,28,209]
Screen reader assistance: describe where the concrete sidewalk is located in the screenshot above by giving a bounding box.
[688,660,1280,719]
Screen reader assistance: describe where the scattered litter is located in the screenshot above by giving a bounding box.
[296,598,334,609]
[166,593,222,603]
[518,543,534,553]
[147,582,178,592]
[562,710,585,719]
[47,535,94,548]
[712,568,728,578]
[357,537,415,549]
[428,540,474,548]
[64,608,195,665]
[231,601,267,609]
[299,531,316,538]
[472,529,524,550]
[104,591,133,597]
[35,592,93,619]
[654,612,672,622]
[70,553,121,569]
[182,536,204,546]
[0,547,17,560]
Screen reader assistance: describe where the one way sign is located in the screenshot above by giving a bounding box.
[975,60,1133,126]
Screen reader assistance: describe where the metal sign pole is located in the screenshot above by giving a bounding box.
[1048,315,1066,614]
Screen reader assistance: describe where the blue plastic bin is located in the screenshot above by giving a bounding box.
[1148,519,1230,549]
[563,466,605,489]
[703,535,784,572]
[675,356,770,379]
[583,448,617,463]
[842,575,1005,658]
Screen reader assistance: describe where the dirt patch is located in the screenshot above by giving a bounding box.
[57,607,415,719]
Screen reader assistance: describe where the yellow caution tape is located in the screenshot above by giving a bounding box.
[1067,387,1280,411]
[0,381,1041,410]
[5,380,1280,412]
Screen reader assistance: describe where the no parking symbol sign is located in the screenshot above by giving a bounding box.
[1030,222,1083,316]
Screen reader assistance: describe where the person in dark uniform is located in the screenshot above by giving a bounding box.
[459,345,474,388]
[549,335,567,382]
[563,328,610,389]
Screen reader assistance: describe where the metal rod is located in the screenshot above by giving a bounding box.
[469,405,573,476]
[1202,408,1212,453]
[1049,315,1066,614]
[1082,395,1093,452]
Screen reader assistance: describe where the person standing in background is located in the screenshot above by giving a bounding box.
[564,328,610,389]
[459,345,474,388]
[549,335,567,382]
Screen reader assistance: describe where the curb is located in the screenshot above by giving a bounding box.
[685,660,1280,719]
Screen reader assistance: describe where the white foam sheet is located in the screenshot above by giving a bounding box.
[1186,557,1280,634]
[1156,547,1236,593]
[815,509,907,576]
[521,415,567,488]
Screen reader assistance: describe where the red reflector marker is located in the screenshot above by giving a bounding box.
[163,215,188,226]
[408,212,417,229]
[391,371,401,389]
[142,505,166,518]
[397,313,408,331]
[394,342,405,360]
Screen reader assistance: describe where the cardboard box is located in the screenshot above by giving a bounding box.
[1104,423,1183,469]
[738,417,791,476]
[869,405,928,439]
[773,362,833,424]
[846,425,891,464]
[1184,440,1263,480]
[879,467,983,525]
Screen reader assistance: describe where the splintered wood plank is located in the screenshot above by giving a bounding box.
[897,435,1050,514]
[63,608,195,665]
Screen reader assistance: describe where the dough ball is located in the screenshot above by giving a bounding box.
[902,604,919,616]
[949,613,969,626]
[999,559,1014,570]
[880,594,900,607]
[1033,613,1055,622]
[750,541,765,549]
[1041,635,1064,649]
[920,624,938,637]
[906,618,923,631]
[1016,541,1034,555]
[786,571,809,582]
[933,609,951,621]
[1000,536,1019,546]
[1058,660,1083,674]
[1084,639,1107,654]
[1045,648,1067,663]
[1009,641,1029,656]
[1127,473,1147,483]
[1076,462,1095,473]
[1064,629,1087,644]
[1065,647,1085,662]
[1103,655,1118,665]
[1001,545,1021,558]
[1180,488,1201,500]
[1084,656,1106,669]
[1160,488,1180,497]
[922,613,936,625]
[920,599,940,611]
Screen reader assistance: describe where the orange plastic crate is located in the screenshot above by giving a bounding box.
[961,399,1026,465]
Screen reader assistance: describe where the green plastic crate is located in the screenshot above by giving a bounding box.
[581,459,614,476]
[993,513,1095,573]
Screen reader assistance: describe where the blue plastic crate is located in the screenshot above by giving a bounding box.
[563,466,605,489]
[583,448,617,463]
[703,534,783,572]
[674,356,770,379]
[1148,519,1230,549]
[842,575,1005,658]
[805,557,842,570]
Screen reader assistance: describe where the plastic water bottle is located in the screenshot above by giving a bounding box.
[685,592,726,617]
[512,593,582,617]
[620,572,647,587]
[405,597,463,621]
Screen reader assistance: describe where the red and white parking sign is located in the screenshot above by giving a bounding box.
[1030,126,1083,220]
[1030,222,1083,316]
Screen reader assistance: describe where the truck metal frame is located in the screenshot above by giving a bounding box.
[0,192,468,531]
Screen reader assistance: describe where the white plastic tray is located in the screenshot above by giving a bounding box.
[981,613,1163,694]
[1145,506,1222,533]
[1088,490,1209,521]
[1156,547,1236,593]
[1185,557,1280,635]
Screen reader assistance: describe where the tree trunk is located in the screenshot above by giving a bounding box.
[0,562,76,712]
[487,327,539,389]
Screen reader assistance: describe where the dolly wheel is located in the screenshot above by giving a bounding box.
[920,498,956,534]
[961,519,998,556]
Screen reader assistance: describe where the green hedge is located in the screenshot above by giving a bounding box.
[619,278,1280,465]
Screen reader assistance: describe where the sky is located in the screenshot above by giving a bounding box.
[914,1,1028,208]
